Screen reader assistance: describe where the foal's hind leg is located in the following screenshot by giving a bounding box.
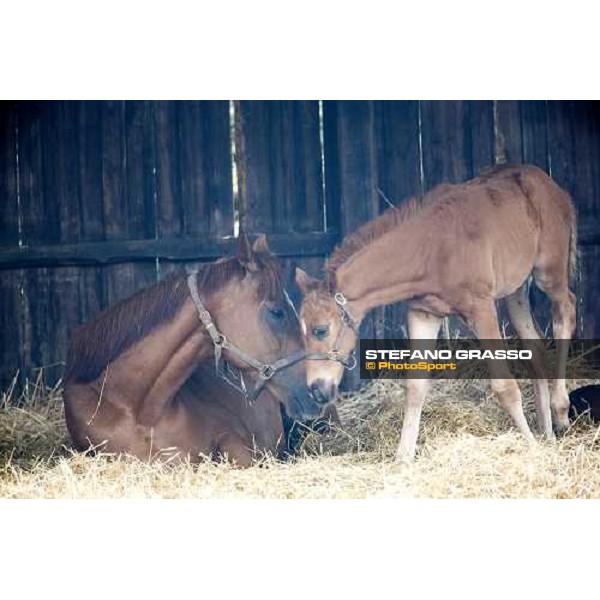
[466,300,535,443]
[396,309,442,463]
[505,281,554,439]
[533,269,576,433]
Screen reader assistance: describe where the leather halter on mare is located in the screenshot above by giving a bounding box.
[187,272,307,403]
[187,273,357,403]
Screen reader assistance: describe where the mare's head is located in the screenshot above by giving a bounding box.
[294,268,360,407]
[206,234,323,420]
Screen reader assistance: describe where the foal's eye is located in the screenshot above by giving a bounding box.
[269,307,285,320]
[312,325,330,340]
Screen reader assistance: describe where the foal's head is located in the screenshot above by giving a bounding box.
[294,268,361,406]
[207,235,324,420]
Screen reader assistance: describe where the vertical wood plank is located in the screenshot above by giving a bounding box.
[18,102,60,246]
[179,101,209,238]
[335,101,379,233]
[289,101,324,232]
[48,102,87,382]
[76,101,105,323]
[125,101,156,241]
[0,101,19,247]
[548,101,600,337]
[420,100,472,190]
[101,100,130,305]
[179,101,233,238]
[521,101,549,171]
[0,270,25,390]
[236,100,277,233]
[237,100,323,234]
[155,101,183,278]
[323,100,341,234]
[202,100,235,238]
[16,102,52,383]
[124,100,158,291]
[469,100,495,176]
[0,102,23,388]
[374,101,422,339]
[494,100,523,164]
[101,100,158,305]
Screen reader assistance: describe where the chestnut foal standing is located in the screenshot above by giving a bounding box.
[64,235,325,466]
[296,165,577,461]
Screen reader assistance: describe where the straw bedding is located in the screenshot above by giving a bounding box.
[2,374,600,498]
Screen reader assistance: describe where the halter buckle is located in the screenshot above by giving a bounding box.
[260,365,276,380]
[334,292,347,306]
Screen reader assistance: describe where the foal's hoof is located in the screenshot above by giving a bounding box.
[540,431,556,444]
[394,449,416,467]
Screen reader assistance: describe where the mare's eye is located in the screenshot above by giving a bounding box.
[312,325,330,340]
[269,307,285,320]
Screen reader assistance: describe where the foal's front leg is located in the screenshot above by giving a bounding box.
[396,310,442,463]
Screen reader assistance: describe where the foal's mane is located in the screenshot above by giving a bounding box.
[325,195,428,287]
[66,254,284,383]
[325,165,524,289]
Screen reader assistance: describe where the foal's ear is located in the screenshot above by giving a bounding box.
[251,234,270,256]
[295,267,320,295]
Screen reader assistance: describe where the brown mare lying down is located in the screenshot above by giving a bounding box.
[64,235,333,466]
[295,164,577,461]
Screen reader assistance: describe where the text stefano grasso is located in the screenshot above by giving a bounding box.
[364,349,533,361]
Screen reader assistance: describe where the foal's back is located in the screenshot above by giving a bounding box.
[411,164,576,300]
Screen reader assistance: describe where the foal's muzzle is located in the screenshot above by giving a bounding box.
[310,379,337,405]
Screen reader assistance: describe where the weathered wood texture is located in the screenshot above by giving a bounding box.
[1,100,599,390]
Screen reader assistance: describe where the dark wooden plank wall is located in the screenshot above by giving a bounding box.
[1,100,599,391]
[0,100,234,389]
[154,100,233,279]
[0,102,25,390]
[547,101,600,338]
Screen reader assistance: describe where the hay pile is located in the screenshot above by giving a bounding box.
[2,375,600,498]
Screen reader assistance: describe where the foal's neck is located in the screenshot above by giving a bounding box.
[335,225,430,316]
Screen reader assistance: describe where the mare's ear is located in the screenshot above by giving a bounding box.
[237,231,262,272]
[295,267,320,296]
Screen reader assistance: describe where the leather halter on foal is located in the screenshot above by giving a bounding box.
[187,273,357,403]
[302,292,358,370]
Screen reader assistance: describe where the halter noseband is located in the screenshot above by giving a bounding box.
[187,272,306,403]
